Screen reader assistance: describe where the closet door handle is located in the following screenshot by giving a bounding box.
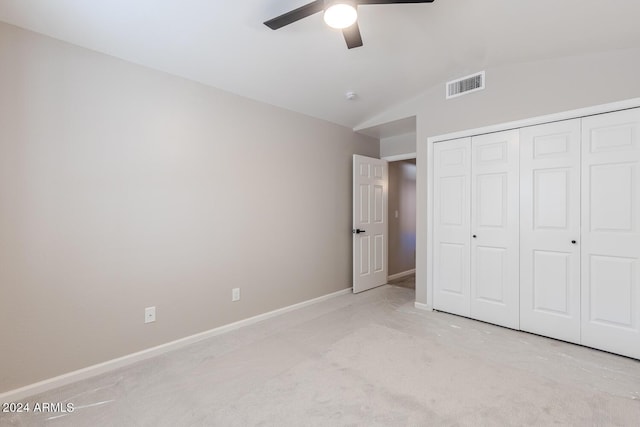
[472,235,477,238]
[571,240,577,244]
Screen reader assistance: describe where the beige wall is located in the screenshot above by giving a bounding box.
[416,47,640,140]
[415,48,640,304]
[365,47,640,158]
[380,133,416,158]
[0,22,378,393]
[387,160,416,276]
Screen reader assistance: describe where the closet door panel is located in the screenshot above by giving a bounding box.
[582,108,640,359]
[519,119,581,344]
[433,138,471,317]
[470,130,519,329]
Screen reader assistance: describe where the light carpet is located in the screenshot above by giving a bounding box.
[2,285,639,426]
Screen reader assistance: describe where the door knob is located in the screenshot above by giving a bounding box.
[472,235,477,238]
[353,229,366,234]
[571,240,577,244]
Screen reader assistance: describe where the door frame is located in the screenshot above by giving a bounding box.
[382,153,416,162]
[382,153,417,283]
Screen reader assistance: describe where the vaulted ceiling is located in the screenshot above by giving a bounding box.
[1,0,639,136]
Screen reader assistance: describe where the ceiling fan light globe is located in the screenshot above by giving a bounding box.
[323,4,357,29]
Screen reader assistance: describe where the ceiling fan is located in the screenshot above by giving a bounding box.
[264,0,435,49]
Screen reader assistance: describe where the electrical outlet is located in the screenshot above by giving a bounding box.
[232,288,240,302]
[145,306,156,323]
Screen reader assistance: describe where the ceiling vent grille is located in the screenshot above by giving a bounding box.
[446,71,485,99]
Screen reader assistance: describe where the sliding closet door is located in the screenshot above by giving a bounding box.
[433,138,471,317]
[520,120,581,343]
[470,130,520,329]
[581,108,640,359]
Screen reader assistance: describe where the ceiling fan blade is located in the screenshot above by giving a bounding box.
[264,0,325,30]
[342,21,364,49]
[357,0,435,4]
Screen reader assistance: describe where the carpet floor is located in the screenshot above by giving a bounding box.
[388,273,416,289]
[3,285,640,426]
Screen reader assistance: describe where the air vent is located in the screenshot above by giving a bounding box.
[446,71,485,99]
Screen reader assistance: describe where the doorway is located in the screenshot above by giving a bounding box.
[387,158,416,289]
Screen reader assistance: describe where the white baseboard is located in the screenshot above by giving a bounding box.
[414,302,432,311]
[388,269,416,281]
[0,287,353,402]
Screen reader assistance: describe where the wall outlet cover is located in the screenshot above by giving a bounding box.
[145,306,156,323]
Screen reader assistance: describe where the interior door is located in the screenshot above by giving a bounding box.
[520,119,581,343]
[353,155,388,293]
[581,108,640,359]
[433,138,471,316]
[470,130,520,329]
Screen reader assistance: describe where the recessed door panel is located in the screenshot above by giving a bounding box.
[520,119,581,343]
[471,130,519,329]
[582,108,640,359]
[590,125,636,153]
[359,184,370,224]
[534,133,570,158]
[475,246,506,304]
[534,169,569,229]
[374,234,384,273]
[360,163,370,178]
[533,250,571,316]
[374,184,384,223]
[373,165,384,180]
[440,148,465,167]
[477,142,507,163]
[359,236,370,276]
[433,138,471,317]
[589,255,635,328]
[590,163,634,232]
[440,176,464,226]
[439,243,464,294]
[477,173,506,228]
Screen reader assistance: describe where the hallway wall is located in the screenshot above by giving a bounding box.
[388,160,416,276]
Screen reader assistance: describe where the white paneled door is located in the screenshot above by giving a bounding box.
[431,103,640,360]
[470,130,520,329]
[581,109,640,359]
[433,138,471,316]
[520,119,581,343]
[353,155,388,293]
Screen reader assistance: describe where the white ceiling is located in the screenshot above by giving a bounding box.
[1,0,640,136]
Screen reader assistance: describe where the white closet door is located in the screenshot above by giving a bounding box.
[520,120,581,343]
[433,138,471,317]
[470,130,520,329]
[581,108,640,359]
